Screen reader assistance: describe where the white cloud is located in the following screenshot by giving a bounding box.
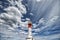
[32,16,59,34]
[8,27,15,30]
[0,0,27,36]
[0,5,3,8]
[39,18,46,24]
[33,24,37,28]
[26,18,30,21]
[38,16,59,32]
[34,34,60,40]
[50,16,59,22]
[33,28,40,32]
[30,13,34,16]
[36,0,41,2]
[0,19,5,23]
[0,0,27,28]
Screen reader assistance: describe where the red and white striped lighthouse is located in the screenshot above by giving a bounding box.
[26,21,34,40]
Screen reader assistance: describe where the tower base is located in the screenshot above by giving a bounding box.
[26,37,34,40]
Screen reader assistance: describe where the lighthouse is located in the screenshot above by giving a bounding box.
[26,21,34,40]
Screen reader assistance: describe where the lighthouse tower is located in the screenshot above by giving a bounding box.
[26,21,34,40]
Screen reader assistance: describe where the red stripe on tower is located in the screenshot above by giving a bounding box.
[28,23,32,28]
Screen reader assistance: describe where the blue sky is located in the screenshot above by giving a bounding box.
[0,0,60,40]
